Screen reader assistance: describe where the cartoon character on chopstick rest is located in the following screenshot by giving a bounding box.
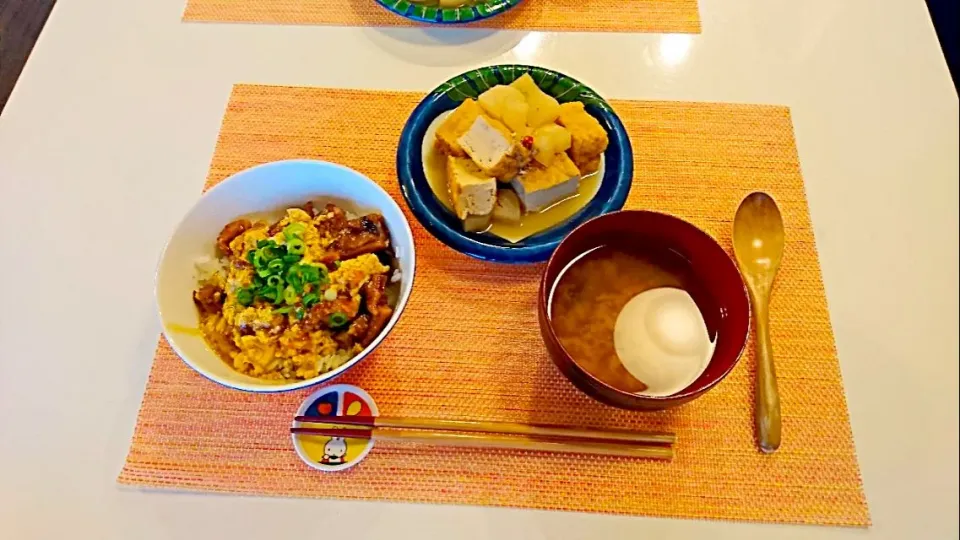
[321,437,348,465]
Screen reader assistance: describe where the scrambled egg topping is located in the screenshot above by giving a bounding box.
[198,206,393,381]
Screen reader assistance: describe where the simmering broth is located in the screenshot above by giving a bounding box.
[548,244,718,394]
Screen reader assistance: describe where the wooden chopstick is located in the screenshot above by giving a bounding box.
[294,415,675,445]
[290,426,673,460]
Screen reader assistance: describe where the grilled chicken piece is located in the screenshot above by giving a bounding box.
[333,214,391,260]
[362,274,387,312]
[216,219,252,254]
[360,274,393,347]
[362,306,393,347]
[334,314,371,350]
[193,284,225,314]
[314,204,349,237]
[304,293,361,331]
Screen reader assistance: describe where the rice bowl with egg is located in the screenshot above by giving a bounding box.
[156,159,416,393]
[193,202,402,381]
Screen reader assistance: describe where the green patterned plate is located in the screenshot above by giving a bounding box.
[397,65,634,263]
[374,0,523,24]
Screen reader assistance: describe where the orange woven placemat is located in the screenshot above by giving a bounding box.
[182,0,700,33]
[119,85,868,526]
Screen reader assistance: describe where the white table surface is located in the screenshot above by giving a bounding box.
[1,0,957,538]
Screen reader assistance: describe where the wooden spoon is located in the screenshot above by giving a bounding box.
[733,192,785,453]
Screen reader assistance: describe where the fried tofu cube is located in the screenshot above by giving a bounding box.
[493,188,522,224]
[556,102,609,172]
[446,157,496,231]
[457,114,525,179]
[435,99,483,158]
[578,156,602,176]
[510,153,581,213]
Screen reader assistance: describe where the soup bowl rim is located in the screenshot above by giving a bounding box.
[537,209,751,409]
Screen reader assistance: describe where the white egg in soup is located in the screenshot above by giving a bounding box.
[614,288,716,396]
[548,245,718,397]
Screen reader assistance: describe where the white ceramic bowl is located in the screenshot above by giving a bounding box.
[156,159,416,392]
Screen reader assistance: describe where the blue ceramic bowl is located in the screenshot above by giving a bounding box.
[374,0,522,24]
[397,65,633,264]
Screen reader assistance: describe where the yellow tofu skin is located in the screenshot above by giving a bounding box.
[435,99,483,158]
[557,102,609,172]
[516,152,580,192]
[511,153,581,212]
[578,156,602,176]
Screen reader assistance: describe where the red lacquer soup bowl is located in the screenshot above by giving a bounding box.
[538,210,750,410]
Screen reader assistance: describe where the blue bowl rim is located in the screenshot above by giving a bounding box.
[396,64,634,264]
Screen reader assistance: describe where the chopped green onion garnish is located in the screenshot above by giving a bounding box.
[286,266,303,287]
[299,264,327,285]
[267,258,286,274]
[329,312,349,329]
[274,306,295,314]
[266,275,283,288]
[289,278,304,295]
[302,292,319,308]
[295,308,306,320]
[246,250,257,266]
[236,288,254,306]
[283,285,298,306]
[256,239,271,249]
[283,222,307,241]
[282,253,302,264]
[257,245,281,263]
[257,285,281,304]
[252,274,265,288]
[287,238,306,256]
[300,264,319,283]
